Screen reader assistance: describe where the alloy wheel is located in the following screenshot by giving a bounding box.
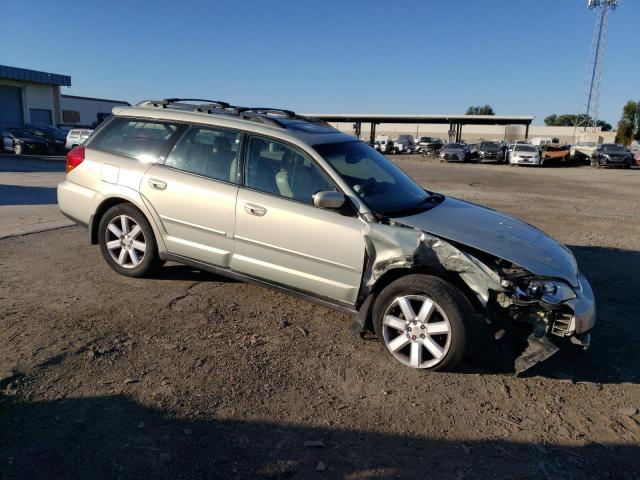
[105,215,147,269]
[382,294,452,369]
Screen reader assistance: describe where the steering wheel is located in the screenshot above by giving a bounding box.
[361,177,378,195]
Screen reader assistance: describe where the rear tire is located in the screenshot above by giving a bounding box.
[372,274,475,371]
[98,204,161,277]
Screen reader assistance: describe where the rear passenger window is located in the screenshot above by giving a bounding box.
[244,136,335,204]
[164,126,242,183]
[90,117,179,162]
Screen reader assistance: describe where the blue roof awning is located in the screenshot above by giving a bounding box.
[0,65,71,87]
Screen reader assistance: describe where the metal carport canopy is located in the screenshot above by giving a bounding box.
[303,113,534,125]
[303,113,534,143]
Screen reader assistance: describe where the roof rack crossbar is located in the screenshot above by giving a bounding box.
[237,111,286,128]
[162,98,230,108]
[237,107,296,118]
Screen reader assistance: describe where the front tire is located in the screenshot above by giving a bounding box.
[98,204,161,277]
[372,274,474,371]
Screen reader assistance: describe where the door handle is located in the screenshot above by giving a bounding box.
[244,203,267,217]
[148,178,167,191]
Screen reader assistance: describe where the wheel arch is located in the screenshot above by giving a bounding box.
[357,265,455,333]
[90,195,166,253]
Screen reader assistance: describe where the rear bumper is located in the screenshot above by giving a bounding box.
[57,180,98,227]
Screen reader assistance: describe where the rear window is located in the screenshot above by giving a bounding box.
[89,117,180,162]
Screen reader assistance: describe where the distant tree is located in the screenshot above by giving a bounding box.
[614,100,640,144]
[466,105,495,115]
[544,113,611,131]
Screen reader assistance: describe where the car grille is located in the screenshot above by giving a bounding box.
[444,154,459,160]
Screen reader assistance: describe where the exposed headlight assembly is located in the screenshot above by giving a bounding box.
[521,278,576,304]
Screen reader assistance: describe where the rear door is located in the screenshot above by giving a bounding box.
[140,125,243,267]
[231,135,365,305]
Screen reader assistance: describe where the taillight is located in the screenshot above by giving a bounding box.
[66,146,85,173]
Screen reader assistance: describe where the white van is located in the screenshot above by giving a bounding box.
[529,137,556,148]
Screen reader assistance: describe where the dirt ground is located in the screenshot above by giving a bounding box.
[1,156,639,479]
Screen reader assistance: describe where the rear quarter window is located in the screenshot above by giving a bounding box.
[89,117,181,162]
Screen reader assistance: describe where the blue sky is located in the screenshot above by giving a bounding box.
[1,0,638,125]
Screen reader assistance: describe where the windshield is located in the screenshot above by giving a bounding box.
[444,143,464,149]
[313,141,435,216]
[601,144,626,153]
[514,144,537,152]
[481,142,500,149]
[8,129,38,138]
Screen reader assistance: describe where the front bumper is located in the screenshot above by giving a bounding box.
[479,154,503,162]
[564,271,596,336]
[599,158,630,167]
[511,157,540,165]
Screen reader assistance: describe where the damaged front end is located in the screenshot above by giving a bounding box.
[354,219,596,374]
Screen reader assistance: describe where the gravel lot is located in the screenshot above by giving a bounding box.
[1,156,639,479]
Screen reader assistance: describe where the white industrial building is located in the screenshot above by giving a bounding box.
[60,94,130,128]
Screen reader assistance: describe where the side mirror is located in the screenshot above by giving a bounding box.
[313,191,345,209]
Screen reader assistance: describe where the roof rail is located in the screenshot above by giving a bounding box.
[134,98,334,130]
[136,98,230,109]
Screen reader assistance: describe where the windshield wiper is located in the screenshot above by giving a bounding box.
[379,193,445,218]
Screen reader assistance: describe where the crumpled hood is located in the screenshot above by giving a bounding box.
[394,197,579,286]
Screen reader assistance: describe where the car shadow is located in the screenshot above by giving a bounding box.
[0,155,66,173]
[522,245,640,384]
[0,184,58,206]
[151,246,638,384]
[1,393,636,479]
[147,263,238,283]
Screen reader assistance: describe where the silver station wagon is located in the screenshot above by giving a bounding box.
[58,98,596,372]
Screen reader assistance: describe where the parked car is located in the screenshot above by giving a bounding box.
[629,141,640,166]
[570,142,599,163]
[1,127,51,155]
[394,134,416,154]
[24,123,68,153]
[529,137,557,148]
[439,143,470,162]
[58,98,595,372]
[477,141,505,163]
[65,129,94,150]
[466,143,480,161]
[540,144,571,166]
[507,143,540,166]
[417,137,444,155]
[590,143,633,169]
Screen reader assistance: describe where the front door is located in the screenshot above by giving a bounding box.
[231,136,365,304]
[140,125,243,267]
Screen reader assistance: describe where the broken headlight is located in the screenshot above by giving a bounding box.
[520,278,576,305]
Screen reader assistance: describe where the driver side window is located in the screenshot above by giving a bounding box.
[244,136,335,204]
